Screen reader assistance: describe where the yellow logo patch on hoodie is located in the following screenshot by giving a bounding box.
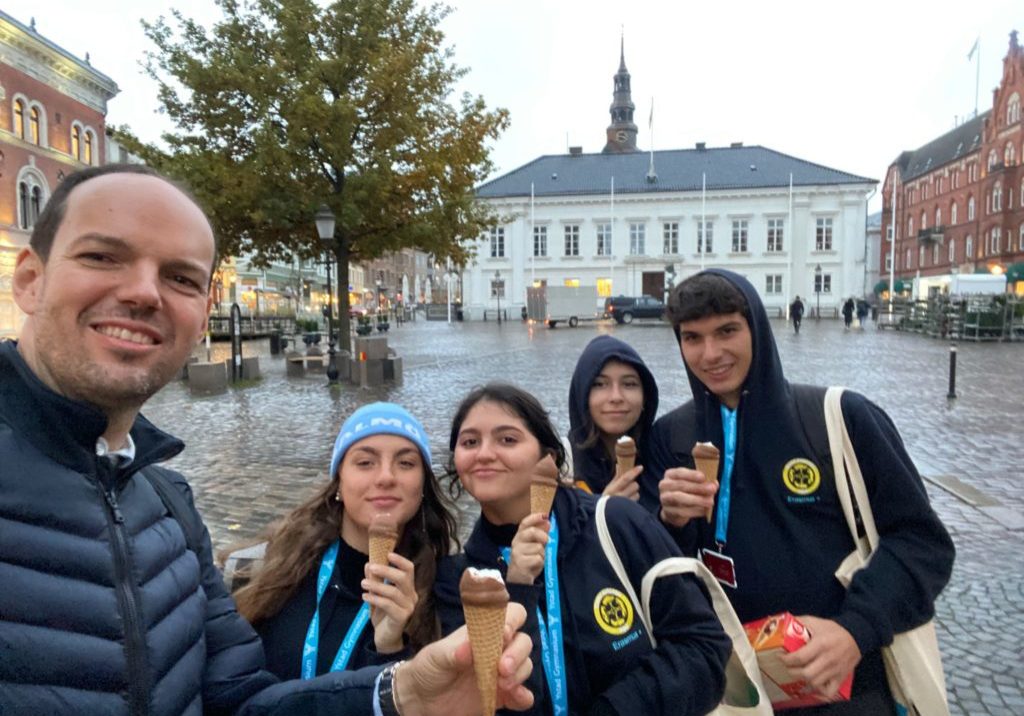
[782,458,821,496]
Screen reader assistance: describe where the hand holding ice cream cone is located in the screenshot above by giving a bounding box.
[368,513,399,567]
[614,436,636,477]
[692,442,720,523]
[459,568,510,716]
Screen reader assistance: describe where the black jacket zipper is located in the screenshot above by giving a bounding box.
[99,462,151,716]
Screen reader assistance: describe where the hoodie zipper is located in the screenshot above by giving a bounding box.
[99,467,151,716]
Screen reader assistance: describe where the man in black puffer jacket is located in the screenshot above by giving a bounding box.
[0,165,535,716]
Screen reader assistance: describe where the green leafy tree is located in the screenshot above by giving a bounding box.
[115,0,508,351]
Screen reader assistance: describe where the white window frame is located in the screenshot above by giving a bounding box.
[767,218,784,252]
[533,225,547,257]
[662,222,679,254]
[596,223,612,256]
[815,218,833,251]
[697,220,714,253]
[489,227,505,258]
[629,222,646,256]
[563,224,579,257]
[731,219,748,252]
[765,274,782,295]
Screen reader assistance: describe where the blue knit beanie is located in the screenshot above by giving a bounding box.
[328,402,432,480]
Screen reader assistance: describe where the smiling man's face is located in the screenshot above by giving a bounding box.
[13,173,213,414]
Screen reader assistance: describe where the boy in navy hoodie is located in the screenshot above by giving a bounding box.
[641,269,954,715]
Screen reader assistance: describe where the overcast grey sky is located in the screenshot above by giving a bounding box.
[7,0,1022,211]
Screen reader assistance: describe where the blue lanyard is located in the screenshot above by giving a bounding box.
[714,406,738,546]
[300,540,372,679]
[500,515,568,715]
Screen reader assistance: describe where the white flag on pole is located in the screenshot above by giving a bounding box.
[968,37,979,60]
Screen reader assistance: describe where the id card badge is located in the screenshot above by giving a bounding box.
[700,548,738,589]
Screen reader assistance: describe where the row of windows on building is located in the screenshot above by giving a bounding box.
[900,177,1024,238]
[10,97,98,164]
[903,124,1022,206]
[886,224,1024,272]
[487,218,836,259]
[490,272,833,300]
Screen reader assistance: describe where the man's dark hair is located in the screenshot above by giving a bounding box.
[30,163,218,271]
[666,273,749,338]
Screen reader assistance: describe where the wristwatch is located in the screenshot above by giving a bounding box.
[377,660,404,716]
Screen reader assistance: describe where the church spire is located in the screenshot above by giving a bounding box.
[603,33,639,154]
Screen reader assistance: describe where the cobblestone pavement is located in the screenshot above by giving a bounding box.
[143,316,1024,715]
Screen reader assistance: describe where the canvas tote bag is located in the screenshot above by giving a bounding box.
[824,387,951,716]
[595,496,772,716]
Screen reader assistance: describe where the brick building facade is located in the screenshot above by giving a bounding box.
[882,30,1024,296]
[0,11,118,337]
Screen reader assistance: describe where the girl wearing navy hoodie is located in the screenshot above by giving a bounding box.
[435,383,729,716]
[234,402,457,680]
[568,335,658,497]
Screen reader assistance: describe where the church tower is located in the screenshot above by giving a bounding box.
[602,35,639,154]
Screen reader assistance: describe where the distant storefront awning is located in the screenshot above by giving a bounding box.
[873,279,910,294]
[1007,263,1024,282]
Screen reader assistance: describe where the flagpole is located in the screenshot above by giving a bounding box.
[610,176,615,292]
[787,172,794,317]
[700,172,706,271]
[968,37,981,117]
[530,182,535,287]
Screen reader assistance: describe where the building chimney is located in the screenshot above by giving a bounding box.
[730,142,743,148]
[569,146,583,156]
[695,142,706,150]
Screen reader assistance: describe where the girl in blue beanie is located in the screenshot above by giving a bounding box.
[234,402,457,680]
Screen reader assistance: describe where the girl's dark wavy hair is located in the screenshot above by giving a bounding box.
[445,382,570,499]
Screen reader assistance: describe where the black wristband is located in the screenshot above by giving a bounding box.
[377,661,404,716]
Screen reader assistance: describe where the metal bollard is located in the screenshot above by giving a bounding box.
[947,344,957,399]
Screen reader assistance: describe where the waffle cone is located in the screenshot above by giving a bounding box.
[694,457,720,523]
[368,535,396,567]
[464,603,507,716]
[530,484,558,515]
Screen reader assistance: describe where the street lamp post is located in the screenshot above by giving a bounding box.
[315,204,339,384]
[494,269,502,325]
[814,263,822,320]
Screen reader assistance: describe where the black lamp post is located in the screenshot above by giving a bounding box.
[814,263,822,320]
[494,269,502,324]
[315,204,339,384]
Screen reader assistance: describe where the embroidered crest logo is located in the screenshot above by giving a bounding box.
[782,458,820,495]
[593,588,634,635]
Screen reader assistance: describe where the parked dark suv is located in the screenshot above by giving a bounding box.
[603,295,666,324]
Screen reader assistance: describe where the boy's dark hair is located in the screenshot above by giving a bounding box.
[30,163,218,272]
[666,273,750,338]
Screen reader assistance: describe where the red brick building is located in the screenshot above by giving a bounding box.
[0,11,118,337]
[882,30,1024,296]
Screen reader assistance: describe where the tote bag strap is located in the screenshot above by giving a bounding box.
[595,496,655,646]
[824,387,879,555]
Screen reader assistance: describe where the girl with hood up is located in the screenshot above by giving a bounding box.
[233,402,457,680]
[567,335,659,497]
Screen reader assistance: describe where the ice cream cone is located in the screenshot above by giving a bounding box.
[615,436,637,477]
[692,441,721,523]
[460,568,510,716]
[368,513,399,567]
[529,454,559,515]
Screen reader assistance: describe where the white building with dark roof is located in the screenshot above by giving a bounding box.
[466,45,877,320]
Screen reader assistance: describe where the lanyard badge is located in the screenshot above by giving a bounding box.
[301,540,372,679]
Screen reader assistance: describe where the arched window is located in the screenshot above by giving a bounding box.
[919,246,926,267]
[84,130,93,165]
[951,201,958,224]
[948,238,956,264]
[988,149,999,170]
[932,244,939,265]
[1006,142,1017,166]
[15,167,48,229]
[908,217,914,236]
[966,235,974,258]
[968,196,976,220]
[994,183,1003,211]
[935,207,941,227]
[13,99,25,138]
[920,211,927,231]
[29,106,40,145]
[905,248,912,269]
[1019,224,1024,251]
[1009,93,1021,124]
[71,125,81,160]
